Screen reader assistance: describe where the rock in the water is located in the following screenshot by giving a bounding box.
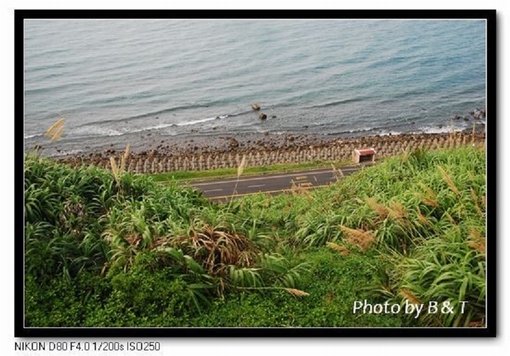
[252,103,261,111]
[473,108,486,120]
[229,138,239,148]
[259,112,267,120]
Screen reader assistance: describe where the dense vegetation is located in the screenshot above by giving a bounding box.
[24,145,486,327]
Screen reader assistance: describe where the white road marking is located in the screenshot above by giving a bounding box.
[298,182,313,187]
[247,184,266,188]
[203,188,224,193]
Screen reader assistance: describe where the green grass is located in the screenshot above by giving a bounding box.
[24,145,486,327]
[184,248,406,327]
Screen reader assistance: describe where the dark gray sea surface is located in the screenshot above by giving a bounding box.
[23,19,487,155]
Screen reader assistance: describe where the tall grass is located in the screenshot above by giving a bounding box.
[231,145,486,326]
[44,118,65,142]
[24,152,311,322]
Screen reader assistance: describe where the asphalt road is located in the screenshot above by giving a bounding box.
[190,166,362,202]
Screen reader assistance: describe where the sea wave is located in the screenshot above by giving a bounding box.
[305,97,366,109]
[72,126,125,138]
[24,133,43,139]
[175,116,220,127]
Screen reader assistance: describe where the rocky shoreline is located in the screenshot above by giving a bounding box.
[37,106,486,174]
[53,130,486,174]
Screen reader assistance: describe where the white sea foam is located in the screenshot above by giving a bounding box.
[175,116,218,127]
[378,130,403,137]
[73,126,124,137]
[418,126,460,135]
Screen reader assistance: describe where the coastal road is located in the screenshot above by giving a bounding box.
[189,166,364,202]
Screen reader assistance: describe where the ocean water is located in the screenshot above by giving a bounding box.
[23,19,487,155]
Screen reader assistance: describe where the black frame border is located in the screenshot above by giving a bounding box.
[15,9,497,338]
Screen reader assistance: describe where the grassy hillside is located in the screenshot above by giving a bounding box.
[24,145,486,327]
